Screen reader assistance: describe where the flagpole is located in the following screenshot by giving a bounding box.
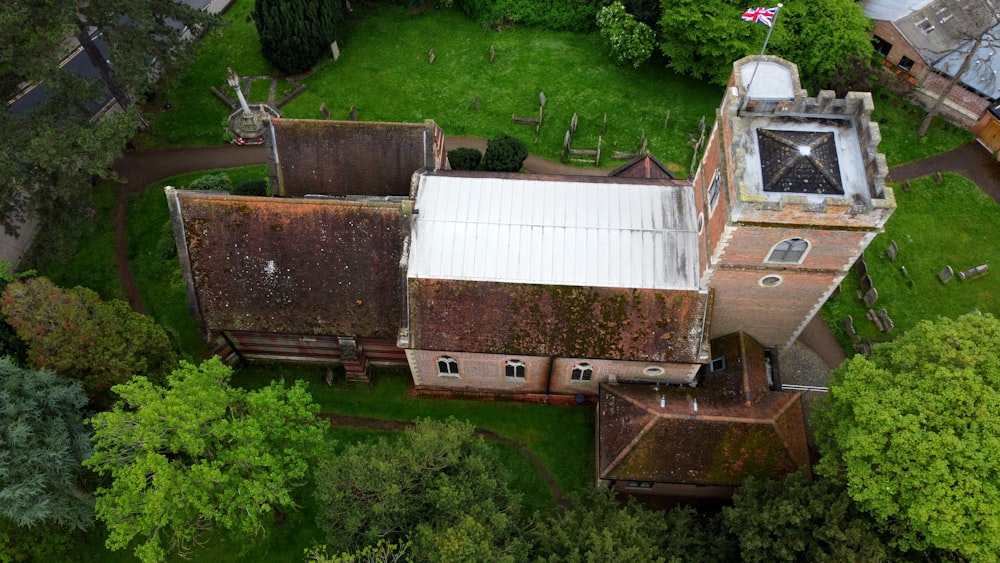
[741,3,783,113]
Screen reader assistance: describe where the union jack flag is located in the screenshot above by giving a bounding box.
[742,6,778,27]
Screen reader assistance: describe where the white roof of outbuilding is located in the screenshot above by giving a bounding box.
[408,174,700,290]
[861,0,934,22]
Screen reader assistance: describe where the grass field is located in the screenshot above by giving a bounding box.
[822,173,1000,351]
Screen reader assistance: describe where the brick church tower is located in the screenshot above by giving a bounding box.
[693,56,895,349]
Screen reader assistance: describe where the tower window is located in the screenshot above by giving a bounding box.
[767,238,809,264]
[708,172,721,214]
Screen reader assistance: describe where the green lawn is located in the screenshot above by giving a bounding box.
[822,173,1000,351]
[870,88,973,167]
[143,1,724,173]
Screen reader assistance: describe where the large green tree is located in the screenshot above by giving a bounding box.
[534,486,736,562]
[253,0,345,75]
[814,313,1000,561]
[657,0,872,88]
[0,0,214,237]
[85,357,326,563]
[724,470,896,562]
[0,277,176,399]
[313,418,529,562]
[0,359,94,530]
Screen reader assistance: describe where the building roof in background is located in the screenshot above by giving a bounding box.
[171,191,406,340]
[861,0,935,22]
[409,172,700,290]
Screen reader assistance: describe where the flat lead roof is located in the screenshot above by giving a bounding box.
[408,175,701,290]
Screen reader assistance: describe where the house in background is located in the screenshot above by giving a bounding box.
[168,56,892,495]
[861,0,1000,151]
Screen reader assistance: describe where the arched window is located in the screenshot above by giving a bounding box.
[571,363,593,382]
[504,359,526,379]
[436,356,459,377]
[767,238,809,264]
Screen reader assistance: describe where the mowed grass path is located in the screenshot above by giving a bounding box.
[146,2,723,173]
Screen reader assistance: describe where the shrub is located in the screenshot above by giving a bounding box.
[447,147,483,170]
[597,1,655,68]
[254,0,345,75]
[187,173,231,192]
[481,134,528,172]
[456,0,604,32]
[232,179,269,196]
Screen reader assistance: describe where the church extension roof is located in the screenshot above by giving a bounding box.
[597,333,810,486]
[169,190,406,340]
[267,118,441,198]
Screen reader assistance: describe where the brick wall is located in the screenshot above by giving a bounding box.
[548,357,700,396]
[873,21,930,81]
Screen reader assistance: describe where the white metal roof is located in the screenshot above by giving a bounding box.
[862,0,934,22]
[741,60,795,100]
[407,175,700,290]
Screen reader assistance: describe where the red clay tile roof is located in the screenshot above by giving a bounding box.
[269,119,441,197]
[173,191,405,340]
[407,279,711,362]
[608,153,677,179]
[597,332,809,486]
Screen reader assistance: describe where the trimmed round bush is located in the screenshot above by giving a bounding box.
[447,147,483,171]
[233,179,269,196]
[187,173,231,192]
[481,134,528,172]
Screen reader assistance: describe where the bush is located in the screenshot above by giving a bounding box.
[447,147,483,170]
[481,134,528,172]
[456,0,604,32]
[232,179,269,196]
[187,173,231,192]
[597,1,655,68]
[254,0,345,75]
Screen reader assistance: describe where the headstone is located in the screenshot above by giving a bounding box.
[886,240,898,261]
[935,172,943,184]
[939,265,954,284]
[863,287,878,308]
[428,48,435,64]
[855,256,868,277]
[859,274,873,296]
[663,110,670,129]
[853,340,872,356]
[320,103,330,119]
[900,265,907,277]
[345,0,352,12]
[844,315,856,337]
[570,113,578,134]
[539,91,546,107]
[349,105,358,121]
[489,44,495,62]
[330,40,340,61]
[903,180,911,191]
[472,94,479,113]
[878,309,894,332]
[601,112,607,135]
[958,264,989,280]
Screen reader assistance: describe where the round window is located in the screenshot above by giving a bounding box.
[643,366,665,377]
[759,275,783,287]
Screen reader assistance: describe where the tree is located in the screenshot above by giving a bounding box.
[0,277,176,399]
[253,0,345,75]
[597,1,655,68]
[481,134,528,173]
[0,359,94,530]
[313,418,529,562]
[0,1,215,237]
[658,0,872,88]
[0,262,33,363]
[724,471,896,562]
[814,313,1000,561]
[533,487,736,562]
[85,357,326,563]
[917,1,1000,136]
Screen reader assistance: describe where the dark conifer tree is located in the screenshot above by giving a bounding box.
[254,0,345,75]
